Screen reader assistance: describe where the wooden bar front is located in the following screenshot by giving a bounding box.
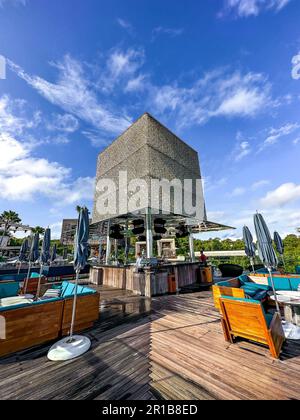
[89,263,210,298]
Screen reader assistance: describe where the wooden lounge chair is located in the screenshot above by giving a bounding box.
[219,296,285,359]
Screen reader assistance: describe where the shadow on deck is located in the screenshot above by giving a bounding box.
[0,286,299,400]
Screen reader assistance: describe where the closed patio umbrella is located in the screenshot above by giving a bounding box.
[254,213,280,314]
[36,228,51,299]
[243,226,256,272]
[24,233,40,294]
[17,238,28,274]
[50,243,57,264]
[48,207,91,361]
[63,247,68,261]
[274,231,286,271]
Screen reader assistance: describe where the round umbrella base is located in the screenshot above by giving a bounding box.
[282,322,300,340]
[47,335,91,361]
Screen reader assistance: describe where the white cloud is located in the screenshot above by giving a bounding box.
[49,222,63,240]
[0,95,41,135]
[125,74,147,93]
[293,137,300,145]
[260,183,300,207]
[8,55,132,137]
[47,113,79,133]
[259,122,300,151]
[230,187,246,197]
[251,180,270,190]
[152,26,184,40]
[0,133,69,201]
[151,70,273,128]
[220,0,292,18]
[0,106,94,204]
[231,133,252,161]
[99,48,145,94]
[116,18,134,34]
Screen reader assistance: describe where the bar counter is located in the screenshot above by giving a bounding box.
[89,262,212,298]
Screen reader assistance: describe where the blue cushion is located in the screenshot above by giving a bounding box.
[60,281,95,298]
[265,314,273,328]
[289,278,300,291]
[30,272,41,279]
[295,266,300,275]
[241,287,257,297]
[268,277,291,291]
[0,282,20,299]
[252,290,268,301]
[242,282,271,291]
[238,274,249,285]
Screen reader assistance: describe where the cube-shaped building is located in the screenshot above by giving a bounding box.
[92,113,205,225]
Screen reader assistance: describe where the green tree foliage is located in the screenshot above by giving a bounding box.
[176,235,300,271]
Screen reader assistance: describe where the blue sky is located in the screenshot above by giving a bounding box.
[0,0,300,239]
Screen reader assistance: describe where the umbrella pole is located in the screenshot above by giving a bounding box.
[250,257,255,273]
[17,262,21,275]
[36,264,43,300]
[24,262,31,295]
[268,267,280,315]
[69,268,80,342]
[282,255,286,272]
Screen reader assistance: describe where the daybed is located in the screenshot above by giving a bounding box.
[0,281,100,358]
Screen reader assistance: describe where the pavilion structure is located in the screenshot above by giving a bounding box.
[91,112,233,263]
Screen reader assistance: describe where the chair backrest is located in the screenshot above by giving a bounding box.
[220,297,268,342]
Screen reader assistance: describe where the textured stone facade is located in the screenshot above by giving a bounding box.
[92,113,204,224]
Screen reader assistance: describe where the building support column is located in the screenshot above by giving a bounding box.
[105,220,111,265]
[189,228,195,262]
[145,208,153,259]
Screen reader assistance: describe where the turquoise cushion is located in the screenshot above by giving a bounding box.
[60,281,95,298]
[238,274,249,285]
[241,287,257,297]
[242,282,271,291]
[0,282,20,299]
[268,277,291,291]
[265,313,273,328]
[30,272,41,279]
[289,278,300,291]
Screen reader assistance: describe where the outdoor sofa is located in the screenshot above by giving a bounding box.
[0,281,100,358]
[213,274,300,310]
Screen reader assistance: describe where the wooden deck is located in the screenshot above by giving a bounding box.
[0,285,300,400]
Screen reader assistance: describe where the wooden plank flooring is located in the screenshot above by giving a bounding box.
[0,285,299,400]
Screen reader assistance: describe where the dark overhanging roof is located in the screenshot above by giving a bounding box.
[89,209,235,239]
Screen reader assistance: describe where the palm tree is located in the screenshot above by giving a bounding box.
[0,211,21,248]
[31,226,45,236]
